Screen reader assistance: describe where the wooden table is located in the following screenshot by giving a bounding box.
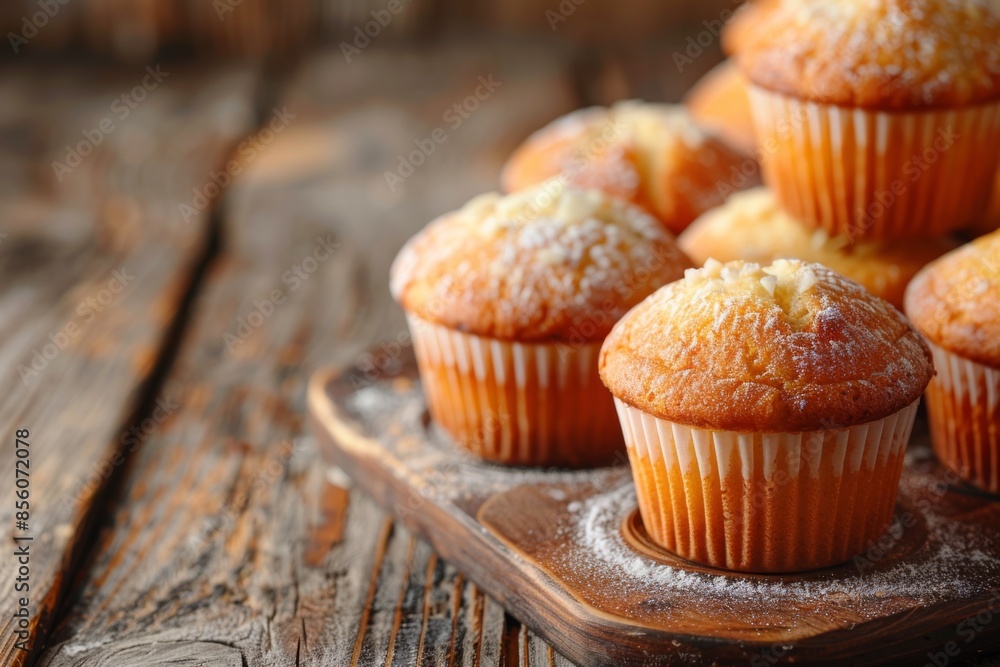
[0,37,715,666]
[3,40,998,667]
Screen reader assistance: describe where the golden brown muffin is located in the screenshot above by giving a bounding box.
[905,231,1000,492]
[727,0,1000,240]
[684,60,756,154]
[601,259,931,432]
[500,101,758,235]
[727,0,1000,110]
[392,180,691,342]
[678,188,959,309]
[906,231,1000,367]
[601,258,932,572]
[391,180,692,467]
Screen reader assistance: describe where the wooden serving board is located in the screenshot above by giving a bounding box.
[308,348,1000,666]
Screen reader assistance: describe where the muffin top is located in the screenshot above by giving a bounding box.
[501,101,754,234]
[726,0,1000,109]
[600,259,933,432]
[905,230,1000,367]
[390,180,692,342]
[678,188,959,309]
[684,60,757,154]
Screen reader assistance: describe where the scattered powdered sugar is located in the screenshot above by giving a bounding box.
[564,448,1000,616]
[601,258,933,431]
[735,0,1000,106]
[389,176,687,339]
[338,373,1000,633]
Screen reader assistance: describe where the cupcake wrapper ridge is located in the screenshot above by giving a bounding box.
[925,341,1000,494]
[407,315,623,467]
[749,85,1000,241]
[615,398,920,572]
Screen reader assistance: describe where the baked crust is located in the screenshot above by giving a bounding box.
[684,60,756,153]
[726,0,1000,110]
[904,229,1000,368]
[501,101,755,234]
[390,181,692,342]
[600,259,933,432]
[678,188,959,309]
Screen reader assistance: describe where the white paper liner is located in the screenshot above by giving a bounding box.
[748,85,1000,240]
[925,341,1000,493]
[614,398,919,572]
[407,315,621,466]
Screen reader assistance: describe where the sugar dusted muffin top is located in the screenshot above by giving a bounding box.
[600,259,933,431]
[684,60,756,153]
[678,188,959,309]
[726,0,1000,109]
[390,180,692,342]
[905,230,1000,368]
[501,101,753,234]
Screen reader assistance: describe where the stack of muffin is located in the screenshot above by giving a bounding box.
[680,0,1000,312]
[681,0,1000,501]
[390,0,1000,574]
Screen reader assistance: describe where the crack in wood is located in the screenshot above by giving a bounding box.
[27,41,591,667]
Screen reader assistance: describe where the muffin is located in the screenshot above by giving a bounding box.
[905,230,1000,493]
[500,101,758,235]
[684,59,756,154]
[391,180,692,467]
[727,0,1000,241]
[600,259,933,572]
[678,188,959,310]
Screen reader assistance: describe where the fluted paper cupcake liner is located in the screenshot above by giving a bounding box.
[407,315,623,467]
[614,398,919,572]
[925,341,1000,494]
[748,85,1000,241]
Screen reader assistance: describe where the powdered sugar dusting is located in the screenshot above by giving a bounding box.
[334,368,1000,650]
[390,178,689,341]
[600,259,934,431]
[565,450,1000,614]
[502,100,754,234]
[733,0,1000,107]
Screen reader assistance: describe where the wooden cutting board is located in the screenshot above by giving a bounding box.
[308,348,1000,666]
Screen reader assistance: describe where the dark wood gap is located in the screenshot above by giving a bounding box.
[26,59,302,666]
[500,614,522,667]
[23,180,222,667]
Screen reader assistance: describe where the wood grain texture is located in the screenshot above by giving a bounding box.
[0,63,256,667]
[35,41,581,667]
[310,350,1000,667]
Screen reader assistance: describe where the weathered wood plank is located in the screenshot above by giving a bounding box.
[311,345,1000,666]
[0,63,256,667]
[36,41,580,667]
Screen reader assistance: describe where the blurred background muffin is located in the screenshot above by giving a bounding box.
[906,230,1000,494]
[501,101,758,235]
[391,180,692,467]
[684,60,755,154]
[679,188,959,310]
[727,0,1000,241]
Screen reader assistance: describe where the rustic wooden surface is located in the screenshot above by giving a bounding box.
[309,350,1000,666]
[4,33,996,667]
[13,40,588,667]
[0,62,256,667]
